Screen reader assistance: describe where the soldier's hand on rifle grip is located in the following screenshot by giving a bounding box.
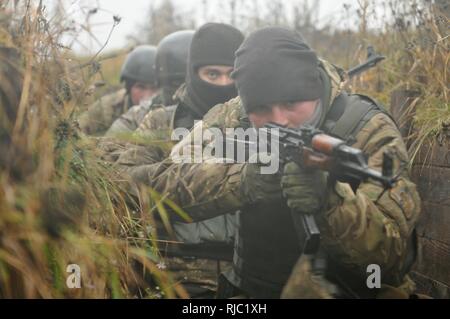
[280,162,328,214]
[240,153,283,205]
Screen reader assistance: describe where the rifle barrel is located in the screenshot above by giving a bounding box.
[347,56,385,78]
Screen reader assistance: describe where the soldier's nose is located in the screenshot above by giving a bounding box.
[270,105,289,126]
[218,75,234,86]
[142,89,154,99]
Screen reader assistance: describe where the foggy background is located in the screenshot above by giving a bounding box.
[40,0,384,54]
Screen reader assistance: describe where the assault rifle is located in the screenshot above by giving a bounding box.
[264,123,397,254]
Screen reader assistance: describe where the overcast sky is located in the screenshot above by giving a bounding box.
[41,0,372,54]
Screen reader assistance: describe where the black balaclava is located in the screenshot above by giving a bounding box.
[186,23,244,117]
[232,27,324,114]
[161,79,184,106]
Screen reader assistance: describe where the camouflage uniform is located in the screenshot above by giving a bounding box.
[113,84,214,167]
[111,85,194,168]
[114,84,236,299]
[136,84,203,138]
[78,89,130,136]
[105,93,164,137]
[130,60,421,298]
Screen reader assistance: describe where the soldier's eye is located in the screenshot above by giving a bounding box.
[207,71,219,79]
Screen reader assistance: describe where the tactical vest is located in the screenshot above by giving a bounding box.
[228,68,399,298]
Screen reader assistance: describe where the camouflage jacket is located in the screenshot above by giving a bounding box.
[109,84,237,254]
[128,60,421,297]
[105,93,164,137]
[114,84,206,169]
[112,86,188,169]
[78,88,130,136]
[104,85,237,298]
[135,84,205,139]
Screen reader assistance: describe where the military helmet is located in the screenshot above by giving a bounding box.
[120,45,157,85]
[155,30,194,86]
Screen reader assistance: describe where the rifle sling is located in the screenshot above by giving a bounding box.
[322,92,394,144]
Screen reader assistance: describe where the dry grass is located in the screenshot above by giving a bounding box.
[352,1,449,165]
[0,1,189,299]
[292,0,448,165]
